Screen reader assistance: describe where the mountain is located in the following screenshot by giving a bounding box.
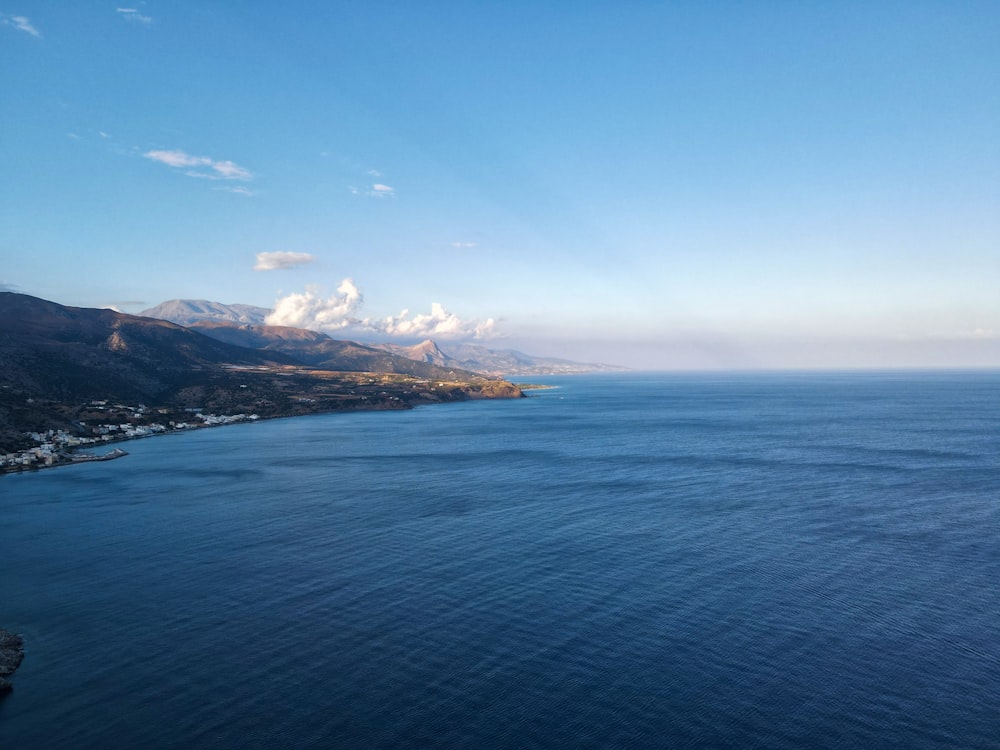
[0,293,293,401]
[376,340,626,376]
[188,321,485,381]
[0,292,294,448]
[369,339,450,367]
[139,299,271,327]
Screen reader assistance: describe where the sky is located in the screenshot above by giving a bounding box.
[2,2,998,369]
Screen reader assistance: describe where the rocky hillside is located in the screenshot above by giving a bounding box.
[188,321,487,381]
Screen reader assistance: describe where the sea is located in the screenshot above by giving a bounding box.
[2,371,999,749]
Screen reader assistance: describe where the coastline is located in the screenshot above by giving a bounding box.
[2,380,532,476]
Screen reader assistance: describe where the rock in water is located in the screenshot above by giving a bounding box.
[0,629,25,693]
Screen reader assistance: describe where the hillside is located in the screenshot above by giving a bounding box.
[0,293,523,454]
[0,293,294,399]
[188,321,488,381]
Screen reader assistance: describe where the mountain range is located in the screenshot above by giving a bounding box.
[0,293,523,452]
[185,320,487,380]
[141,299,625,376]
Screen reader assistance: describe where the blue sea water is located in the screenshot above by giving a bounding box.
[2,372,1000,749]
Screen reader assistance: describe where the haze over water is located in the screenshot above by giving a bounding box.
[2,372,999,748]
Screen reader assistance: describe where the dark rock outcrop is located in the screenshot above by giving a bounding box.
[0,629,25,694]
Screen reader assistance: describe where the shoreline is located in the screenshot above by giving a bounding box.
[1,384,544,476]
[0,402,406,475]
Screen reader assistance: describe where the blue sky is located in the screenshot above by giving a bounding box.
[2,2,998,368]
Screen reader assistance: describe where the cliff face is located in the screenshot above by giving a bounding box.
[464,380,525,399]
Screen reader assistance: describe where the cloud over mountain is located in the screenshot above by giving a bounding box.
[265,280,364,331]
[266,280,497,340]
[380,303,496,340]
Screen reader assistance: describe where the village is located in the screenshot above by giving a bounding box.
[1,401,259,473]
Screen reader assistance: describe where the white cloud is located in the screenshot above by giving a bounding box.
[117,8,152,24]
[378,303,496,340]
[266,280,498,340]
[349,183,395,198]
[367,169,382,177]
[2,14,40,37]
[144,149,253,181]
[254,251,316,272]
[451,241,477,249]
[266,280,364,330]
[0,280,19,292]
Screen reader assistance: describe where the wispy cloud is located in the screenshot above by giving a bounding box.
[215,186,255,196]
[117,8,152,25]
[367,169,382,177]
[349,183,395,198]
[266,281,364,330]
[0,280,19,293]
[144,149,253,181]
[1,14,40,37]
[451,241,477,249]
[253,251,316,272]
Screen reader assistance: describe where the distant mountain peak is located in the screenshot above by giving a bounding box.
[406,339,449,364]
